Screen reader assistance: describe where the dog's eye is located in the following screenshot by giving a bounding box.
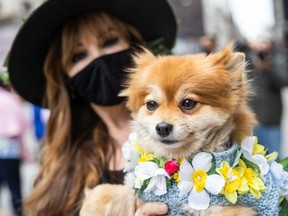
[181,99,197,110]
[146,101,159,111]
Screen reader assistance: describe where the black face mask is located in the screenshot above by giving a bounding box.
[69,48,133,106]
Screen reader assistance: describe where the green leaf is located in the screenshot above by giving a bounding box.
[280,157,288,172]
[208,157,217,175]
[135,178,151,195]
[3,53,9,67]
[146,38,172,55]
[0,71,10,86]
[166,178,172,187]
[232,149,243,168]
[151,157,159,165]
[280,199,288,216]
[241,156,261,174]
[159,157,168,168]
[1,53,10,87]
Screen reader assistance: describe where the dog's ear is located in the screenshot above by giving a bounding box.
[213,43,245,72]
[212,43,246,89]
[120,47,156,97]
[213,43,257,140]
[119,48,157,113]
[131,47,157,68]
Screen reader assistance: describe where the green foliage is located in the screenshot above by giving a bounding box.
[241,155,261,174]
[146,38,173,55]
[0,72,10,86]
[280,199,288,216]
[0,54,10,86]
[208,158,217,175]
[232,149,242,168]
[3,54,9,67]
[276,157,288,214]
[280,157,288,172]
[152,156,167,168]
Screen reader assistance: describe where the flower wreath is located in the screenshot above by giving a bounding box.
[122,133,288,215]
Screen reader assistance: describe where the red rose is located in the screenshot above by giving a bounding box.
[164,160,179,175]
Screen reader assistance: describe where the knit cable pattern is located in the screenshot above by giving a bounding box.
[138,144,280,216]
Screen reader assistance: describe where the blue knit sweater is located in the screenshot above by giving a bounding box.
[137,144,280,216]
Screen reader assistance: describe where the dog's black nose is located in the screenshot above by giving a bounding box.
[156,122,173,137]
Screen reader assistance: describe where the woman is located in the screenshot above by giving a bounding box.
[8,0,176,215]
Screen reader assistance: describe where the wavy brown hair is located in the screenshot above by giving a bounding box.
[24,12,144,216]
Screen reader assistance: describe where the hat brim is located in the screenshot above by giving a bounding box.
[8,0,177,107]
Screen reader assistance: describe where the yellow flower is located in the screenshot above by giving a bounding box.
[176,158,184,165]
[216,161,244,203]
[238,159,266,199]
[138,152,154,162]
[192,169,208,192]
[265,151,278,162]
[133,142,143,154]
[252,137,266,155]
[173,171,180,182]
[241,136,266,156]
[253,143,266,155]
[172,158,184,183]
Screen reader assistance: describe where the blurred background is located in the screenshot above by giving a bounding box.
[0,0,288,215]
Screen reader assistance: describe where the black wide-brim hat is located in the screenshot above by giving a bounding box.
[8,0,177,107]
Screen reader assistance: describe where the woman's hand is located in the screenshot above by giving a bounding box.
[135,199,168,216]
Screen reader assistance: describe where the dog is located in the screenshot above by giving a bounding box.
[80,44,260,216]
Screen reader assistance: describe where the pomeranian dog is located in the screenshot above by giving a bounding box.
[80,44,259,216]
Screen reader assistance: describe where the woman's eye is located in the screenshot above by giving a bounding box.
[71,52,87,63]
[102,37,119,48]
[180,99,197,110]
[146,101,159,111]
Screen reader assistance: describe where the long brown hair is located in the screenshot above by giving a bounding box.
[24,11,143,216]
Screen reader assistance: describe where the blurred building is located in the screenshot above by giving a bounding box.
[281,0,288,48]
[168,0,204,54]
[169,0,286,53]
[200,0,284,50]
[0,0,44,70]
[0,0,42,20]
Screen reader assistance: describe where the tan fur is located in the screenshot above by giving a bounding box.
[120,44,257,159]
[81,44,258,215]
[181,205,257,216]
[80,184,136,216]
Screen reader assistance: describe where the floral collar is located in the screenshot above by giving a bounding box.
[122,134,288,213]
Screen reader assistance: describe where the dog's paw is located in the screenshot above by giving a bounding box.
[80,184,136,216]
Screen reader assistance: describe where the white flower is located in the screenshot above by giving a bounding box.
[135,161,170,195]
[241,136,269,176]
[122,133,140,172]
[251,154,269,176]
[134,176,144,189]
[177,152,225,210]
[270,161,288,197]
[241,136,256,154]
